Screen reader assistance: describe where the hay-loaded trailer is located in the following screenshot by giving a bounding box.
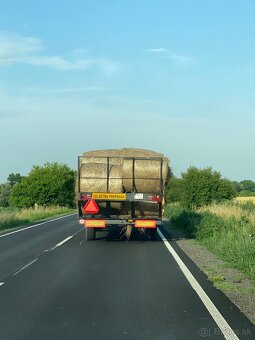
[77,151,169,241]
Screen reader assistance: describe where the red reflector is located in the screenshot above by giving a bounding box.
[83,199,99,214]
[153,195,160,202]
[85,220,105,228]
[135,220,156,228]
[81,195,86,200]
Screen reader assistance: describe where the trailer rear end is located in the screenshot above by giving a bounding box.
[77,152,169,241]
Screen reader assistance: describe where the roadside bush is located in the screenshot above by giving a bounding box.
[0,183,12,207]
[164,204,201,237]
[10,163,75,208]
[195,213,225,240]
[180,167,236,209]
[165,176,183,203]
[238,191,255,197]
[164,203,255,281]
[241,201,255,213]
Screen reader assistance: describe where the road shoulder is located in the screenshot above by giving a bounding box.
[163,222,255,325]
[0,212,77,236]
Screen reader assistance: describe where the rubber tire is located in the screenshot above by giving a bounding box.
[85,228,96,241]
[149,229,157,241]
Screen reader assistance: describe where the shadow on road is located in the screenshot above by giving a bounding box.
[92,220,182,243]
[94,229,160,243]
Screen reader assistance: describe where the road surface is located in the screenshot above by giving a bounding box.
[0,215,254,340]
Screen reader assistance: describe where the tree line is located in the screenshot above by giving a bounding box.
[0,163,76,208]
[165,167,255,209]
[0,162,254,209]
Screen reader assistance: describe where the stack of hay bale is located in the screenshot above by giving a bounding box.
[78,148,170,217]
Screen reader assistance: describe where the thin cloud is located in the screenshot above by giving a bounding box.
[24,56,95,70]
[46,86,107,93]
[146,48,168,53]
[0,32,43,60]
[0,32,94,70]
[146,47,194,65]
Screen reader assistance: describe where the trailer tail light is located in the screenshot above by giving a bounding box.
[135,220,156,228]
[81,194,91,200]
[85,220,106,228]
[153,195,160,202]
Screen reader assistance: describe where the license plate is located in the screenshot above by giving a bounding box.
[92,193,126,200]
[134,193,144,200]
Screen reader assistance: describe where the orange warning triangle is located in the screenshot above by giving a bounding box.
[83,199,99,214]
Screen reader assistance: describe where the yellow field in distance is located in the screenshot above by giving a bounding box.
[234,196,255,203]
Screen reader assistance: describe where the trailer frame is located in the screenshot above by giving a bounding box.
[77,155,165,237]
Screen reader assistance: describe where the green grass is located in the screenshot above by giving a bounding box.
[0,206,76,231]
[164,203,255,282]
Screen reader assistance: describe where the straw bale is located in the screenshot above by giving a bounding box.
[83,149,123,157]
[79,163,122,212]
[79,163,123,193]
[80,157,122,166]
[122,158,169,193]
[121,148,164,158]
[79,149,170,215]
[81,148,164,165]
[82,149,123,165]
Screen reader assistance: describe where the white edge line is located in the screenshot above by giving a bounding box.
[157,229,239,340]
[0,282,4,286]
[0,213,77,238]
[13,258,38,276]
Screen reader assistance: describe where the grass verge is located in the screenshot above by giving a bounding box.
[164,202,255,283]
[0,206,76,232]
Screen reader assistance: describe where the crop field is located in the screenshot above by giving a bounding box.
[234,196,255,203]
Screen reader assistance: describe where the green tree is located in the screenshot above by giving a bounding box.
[7,173,23,187]
[180,167,236,209]
[231,179,255,196]
[10,163,75,208]
[215,178,236,201]
[165,176,183,203]
[232,181,241,193]
[239,180,255,192]
[0,183,12,207]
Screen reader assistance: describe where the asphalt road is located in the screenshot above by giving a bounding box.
[0,215,254,340]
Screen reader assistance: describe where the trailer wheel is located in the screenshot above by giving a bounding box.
[149,229,157,241]
[85,228,96,241]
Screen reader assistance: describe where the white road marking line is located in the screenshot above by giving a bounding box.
[0,213,77,238]
[0,282,4,286]
[13,258,38,276]
[50,230,81,251]
[51,235,74,250]
[157,229,239,340]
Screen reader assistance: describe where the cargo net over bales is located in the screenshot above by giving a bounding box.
[77,148,170,218]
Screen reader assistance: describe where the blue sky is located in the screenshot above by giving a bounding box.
[0,0,255,182]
